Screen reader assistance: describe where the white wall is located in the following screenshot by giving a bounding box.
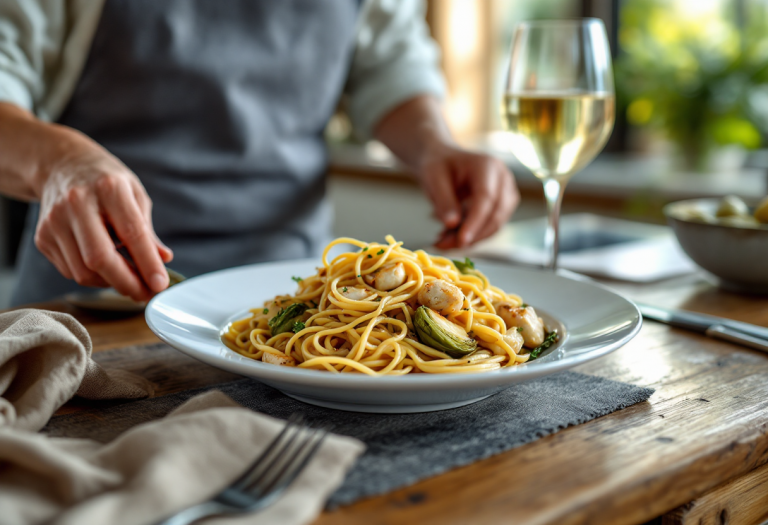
[328,174,443,248]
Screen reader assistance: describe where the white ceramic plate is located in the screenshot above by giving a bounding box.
[146,260,641,413]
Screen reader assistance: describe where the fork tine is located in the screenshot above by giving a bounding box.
[264,427,329,494]
[230,413,304,491]
[241,426,315,495]
[245,425,330,499]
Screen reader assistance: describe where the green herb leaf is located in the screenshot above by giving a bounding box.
[377,249,385,255]
[268,303,308,336]
[363,247,368,251]
[521,303,528,308]
[367,254,372,258]
[357,274,361,278]
[517,327,524,332]
[342,287,348,293]
[292,320,306,333]
[528,330,559,360]
[291,276,303,283]
[453,257,475,274]
[262,308,269,315]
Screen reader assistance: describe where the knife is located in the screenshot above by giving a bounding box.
[637,303,768,353]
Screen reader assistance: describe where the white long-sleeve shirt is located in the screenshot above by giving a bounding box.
[0,0,446,138]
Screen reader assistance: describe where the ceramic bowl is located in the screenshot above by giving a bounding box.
[665,198,768,293]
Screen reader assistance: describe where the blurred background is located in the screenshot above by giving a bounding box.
[2,0,768,305]
[326,0,768,279]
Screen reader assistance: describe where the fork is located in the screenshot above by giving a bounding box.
[156,415,328,525]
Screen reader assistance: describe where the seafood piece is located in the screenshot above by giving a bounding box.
[364,262,407,291]
[417,279,464,315]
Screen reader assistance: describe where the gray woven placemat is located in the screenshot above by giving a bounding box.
[44,369,653,508]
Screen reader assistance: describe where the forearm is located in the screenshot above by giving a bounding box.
[0,101,172,298]
[373,95,455,172]
[0,102,74,201]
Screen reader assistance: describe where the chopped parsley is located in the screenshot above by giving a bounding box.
[377,249,385,255]
[357,274,361,278]
[521,303,528,308]
[453,257,475,274]
[528,330,559,360]
[292,320,306,333]
[517,327,524,332]
[342,287,348,293]
[291,276,303,283]
[367,254,372,258]
[363,247,369,251]
[262,308,269,315]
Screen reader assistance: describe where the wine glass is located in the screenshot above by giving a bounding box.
[502,19,615,270]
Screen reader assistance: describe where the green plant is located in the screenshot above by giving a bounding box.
[616,0,768,170]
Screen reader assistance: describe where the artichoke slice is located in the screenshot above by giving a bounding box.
[414,306,477,358]
[268,303,308,336]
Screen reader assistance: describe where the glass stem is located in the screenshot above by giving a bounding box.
[543,177,567,270]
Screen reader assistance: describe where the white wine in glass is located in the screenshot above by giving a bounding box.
[502,20,615,269]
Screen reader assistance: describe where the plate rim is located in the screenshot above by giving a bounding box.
[145,259,642,389]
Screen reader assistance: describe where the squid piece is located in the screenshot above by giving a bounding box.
[417,279,464,315]
[501,329,525,354]
[364,262,407,291]
[495,303,545,348]
[262,352,297,366]
[340,286,373,301]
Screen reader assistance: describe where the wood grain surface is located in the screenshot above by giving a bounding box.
[663,460,768,525]
[25,271,768,525]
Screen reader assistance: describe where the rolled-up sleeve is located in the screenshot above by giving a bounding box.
[346,0,447,140]
[0,0,65,115]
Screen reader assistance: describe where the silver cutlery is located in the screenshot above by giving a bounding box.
[156,415,328,525]
[638,302,768,353]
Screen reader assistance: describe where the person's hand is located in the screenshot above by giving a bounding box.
[34,127,172,301]
[418,143,519,249]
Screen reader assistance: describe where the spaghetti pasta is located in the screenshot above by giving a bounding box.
[222,236,549,375]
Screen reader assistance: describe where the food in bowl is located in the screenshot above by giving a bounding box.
[665,198,768,293]
[222,236,559,375]
[672,195,768,229]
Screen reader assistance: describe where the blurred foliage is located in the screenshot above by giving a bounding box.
[497,0,578,64]
[616,0,768,170]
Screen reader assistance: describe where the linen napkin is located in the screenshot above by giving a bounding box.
[0,310,366,525]
[0,390,366,525]
[0,309,154,431]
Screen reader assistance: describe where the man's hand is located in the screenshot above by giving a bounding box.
[418,143,518,249]
[0,103,171,301]
[374,96,519,249]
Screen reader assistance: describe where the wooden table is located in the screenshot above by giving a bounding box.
[31,272,768,525]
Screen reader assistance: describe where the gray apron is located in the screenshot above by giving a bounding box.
[12,0,359,305]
